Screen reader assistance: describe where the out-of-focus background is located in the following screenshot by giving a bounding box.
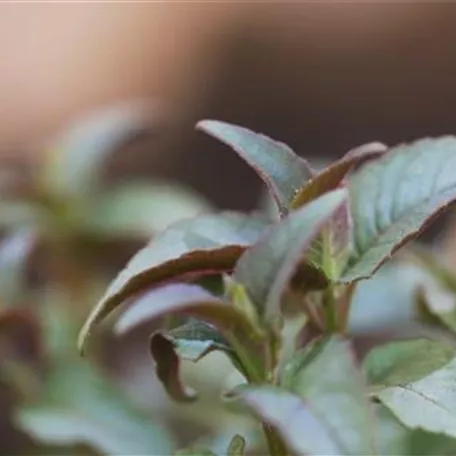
[3,3,456,455]
[3,2,456,208]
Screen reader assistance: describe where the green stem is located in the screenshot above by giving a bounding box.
[322,286,337,332]
[263,423,288,456]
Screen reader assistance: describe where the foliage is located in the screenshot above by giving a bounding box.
[6,112,456,455]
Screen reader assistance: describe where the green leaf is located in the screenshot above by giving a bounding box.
[78,212,267,354]
[227,434,246,456]
[238,386,343,455]
[15,361,174,455]
[342,136,456,282]
[377,356,456,440]
[377,403,456,455]
[114,283,266,384]
[175,446,216,456]
[42,102,155,201]
[363,338,456,390]
[168,320,233,362]
[234,189,347,319]
[86,181,212,238]
[150,332,197,402]
[282,336,376,454]
[292,142,386,209]
[197,120,313,216]
[0,229,37,306]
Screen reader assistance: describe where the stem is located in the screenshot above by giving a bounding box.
[322,286,337,332]
[263,423,288,456]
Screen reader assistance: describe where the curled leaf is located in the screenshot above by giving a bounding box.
[150,332,197,402]
[197,120,313,216]
[342,136,456,282]
[78,212,267,354]
[234,189,347,319]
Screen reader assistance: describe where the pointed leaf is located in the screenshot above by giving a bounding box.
[238,386,343,455]
[78,212,267,354]
[43,102,156,201]
[282,336,376,454]
[114,283,248,337]
[234,189,347,319]
[292,141,387,208]
[197,120,313,216]
[342,136,456,282]
[150,332,197,402]
[377,356,456,439]
[363,338,456,389]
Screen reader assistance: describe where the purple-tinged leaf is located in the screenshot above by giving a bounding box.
[197,120,313,216]
[238,386,342,455]
[234,189,347,319]
[292,142,386,209]
[113,283,267,384]
[282,336,376,455]
[114,283,248,337]
[341,136,456,282]
[150,332,197,402]
[78,212,267,354]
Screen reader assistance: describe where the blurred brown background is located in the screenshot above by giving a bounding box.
[1,2,456,209]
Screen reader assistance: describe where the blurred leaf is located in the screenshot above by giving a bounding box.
[417,284,456,333]
[79,212,267,354]
[168,320,233,362]
[86,181,212,238]
[377,404,456,455]
[0,229,37,305]
[0,200,43,229]
[197,120,313,216]
[291,142,386,208]
[150,332,197,402]
[15,361,174,455]
[341,136,456,282]
[42,102,156,201]
[175,446,216,456]
[227,434,246,456]
[282,336,376,454]
[234,190,346,319]
[363,338,456,389]
[377,356,456,439]
[238,386,343,455]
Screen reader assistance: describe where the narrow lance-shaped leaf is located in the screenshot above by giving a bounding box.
[78,212,267,354]
[292,141,387,209]
[341,136,456,282]
[197,120,313,216]
[237,386,342,456]
[282,336,376,455]
[363,338,456,390]
[227,434,246,456]
[234,189,347,319]
[376,356,456,440]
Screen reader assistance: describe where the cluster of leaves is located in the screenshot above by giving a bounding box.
[79,119,456,455]
[0,104,211,455]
